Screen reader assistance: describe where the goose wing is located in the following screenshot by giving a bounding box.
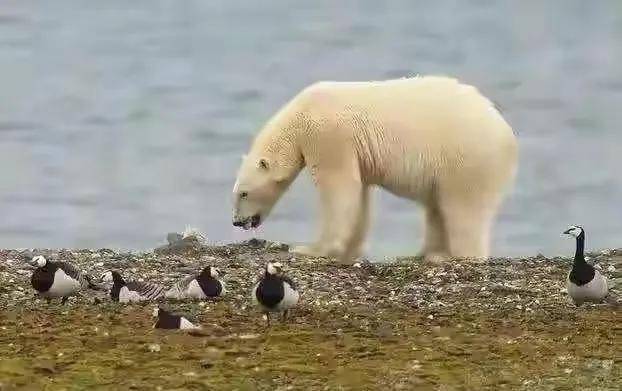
[125,280,165,300]
[56,262,92,287]
[165,275,195,299]
[281,275,298,291]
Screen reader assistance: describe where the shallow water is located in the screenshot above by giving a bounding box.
[0,1,621,258]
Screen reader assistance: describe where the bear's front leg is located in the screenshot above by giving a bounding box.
[419,203,450,264]
[290,173,364,264]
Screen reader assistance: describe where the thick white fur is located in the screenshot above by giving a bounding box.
[233,76,518,264]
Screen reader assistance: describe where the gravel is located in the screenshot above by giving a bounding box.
[1,236,621,314]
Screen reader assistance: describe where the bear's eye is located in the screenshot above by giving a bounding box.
[240,192,248,199]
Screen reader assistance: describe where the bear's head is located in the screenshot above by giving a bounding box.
[232,154,299,230]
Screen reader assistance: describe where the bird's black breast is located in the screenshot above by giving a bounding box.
[197,276,222,297]
[569,263,596,286]
[110,282,122,301]
[31,264,58,293]
[256,276,284,308]
[155,312,181,329]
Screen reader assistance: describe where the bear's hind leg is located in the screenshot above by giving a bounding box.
[439,193,495,261]
[342,186,371,262]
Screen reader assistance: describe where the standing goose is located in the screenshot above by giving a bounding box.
[563,225,608,306]
[252,262,300,326]
[165,266,226,300]
[29,255,99,304]
[99,270,165,303]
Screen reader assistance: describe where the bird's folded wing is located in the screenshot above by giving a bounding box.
[126,280,165,299]
[281,276,297,291]
[57,262,88,284]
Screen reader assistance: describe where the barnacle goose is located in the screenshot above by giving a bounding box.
[165,266,226,300]
[563,225,609,306]
[29,255,99,304]
[99,270,165,303]
[152,306,201,330]
[251,262,299,326]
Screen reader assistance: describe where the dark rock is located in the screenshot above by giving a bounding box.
[246,238,266,248]
[200,359,214,369]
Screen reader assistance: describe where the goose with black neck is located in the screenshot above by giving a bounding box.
[563,225,609,306]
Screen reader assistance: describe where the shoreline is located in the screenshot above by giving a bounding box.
[1,239,620,390]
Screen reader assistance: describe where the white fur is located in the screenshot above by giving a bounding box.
[233,76,518,264]
[567,270,608,305]
[43,269,81,297]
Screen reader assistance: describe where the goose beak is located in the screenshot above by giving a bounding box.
[563,229,572,235]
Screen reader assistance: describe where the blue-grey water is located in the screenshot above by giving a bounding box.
[1,1,621,259]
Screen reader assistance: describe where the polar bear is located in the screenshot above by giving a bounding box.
[232,76,518,264]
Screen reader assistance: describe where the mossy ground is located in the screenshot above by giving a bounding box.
[0,242,620,390]
[1,301,620,390]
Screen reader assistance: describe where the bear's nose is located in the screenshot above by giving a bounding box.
[233,220,245,227]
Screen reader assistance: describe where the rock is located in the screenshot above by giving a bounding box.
[167,233,183,245]
[147,344,161,353]
[199,359,214,369]
[238,334,260,340]
[246,238,266,247]
[267,242,289,251]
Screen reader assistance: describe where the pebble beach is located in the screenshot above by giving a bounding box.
[0,236,620,390]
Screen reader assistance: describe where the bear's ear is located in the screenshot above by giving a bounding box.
[258,158,269,170]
